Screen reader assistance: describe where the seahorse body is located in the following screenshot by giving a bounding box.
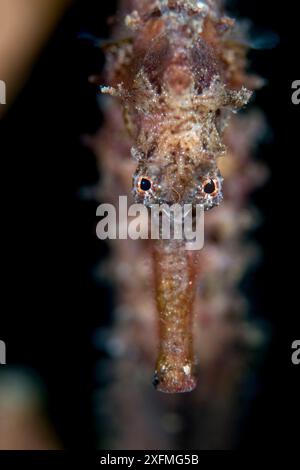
[98,0,262,395]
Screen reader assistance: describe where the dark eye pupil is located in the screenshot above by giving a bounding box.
[140,178,151,191]
[204,179,216,194]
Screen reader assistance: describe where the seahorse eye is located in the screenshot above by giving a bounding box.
[203,179,217,196]
[139,177,152,192]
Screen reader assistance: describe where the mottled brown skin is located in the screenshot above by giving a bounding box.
[104,0,251,210]
[102,0,254,393]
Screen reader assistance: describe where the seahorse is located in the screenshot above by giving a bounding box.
[97,0,262,394]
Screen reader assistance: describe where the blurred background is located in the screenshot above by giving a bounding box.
[0,0,299,450]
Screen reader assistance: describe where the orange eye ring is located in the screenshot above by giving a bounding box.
[202,178,219,197]
[137,176,153,193]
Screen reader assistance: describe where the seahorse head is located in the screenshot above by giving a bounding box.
[132,152,223,210]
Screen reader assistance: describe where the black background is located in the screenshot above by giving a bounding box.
[1,0,299,450]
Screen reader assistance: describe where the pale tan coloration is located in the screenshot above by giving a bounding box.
[0,0,71,115]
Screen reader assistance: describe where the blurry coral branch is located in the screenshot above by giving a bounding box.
[0,0,72,116]
[0,369,61,450]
